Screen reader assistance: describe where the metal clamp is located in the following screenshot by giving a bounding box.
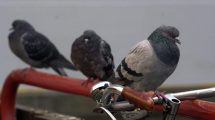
[91,83,123,120]
[91,81,111,103]
[100,84,124,106]
[162,94,181,120]
[91,83,124,106]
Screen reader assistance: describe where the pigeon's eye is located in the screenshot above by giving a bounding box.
[12,23,17,28]
[12,22,20,28]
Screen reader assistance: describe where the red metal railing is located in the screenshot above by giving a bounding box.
[1,68,215,120]
[0,68,97,120]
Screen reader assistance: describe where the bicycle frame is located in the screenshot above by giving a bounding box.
[1,68,215,120]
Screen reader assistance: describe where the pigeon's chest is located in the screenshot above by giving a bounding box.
[127,53,175,91]
[8,32,43,67]
[9,32,28,59]
[73,41,101,61]
[9,32,21,50]
[142,51,174,76]
[72,41,102,70]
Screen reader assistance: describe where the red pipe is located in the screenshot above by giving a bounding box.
[0,68,99,120]
[1,68,215,120]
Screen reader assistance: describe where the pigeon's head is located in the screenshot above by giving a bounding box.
[10,20,34,32]
[156,25,180,44]
[83,30,96,36]
[82,30,100,43]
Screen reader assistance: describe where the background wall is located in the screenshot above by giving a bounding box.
[0,0,215,88]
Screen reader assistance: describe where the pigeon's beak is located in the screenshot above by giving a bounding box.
[175,37,181,45]
[9,27,14,31]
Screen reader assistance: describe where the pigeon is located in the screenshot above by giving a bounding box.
[112,25,180,120]
[114,25,180,92]
[8,20,77,76]
[71,30,115,81]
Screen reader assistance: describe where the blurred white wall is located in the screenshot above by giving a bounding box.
[0,0,215,88]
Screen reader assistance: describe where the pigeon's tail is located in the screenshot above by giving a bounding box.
[48,54,77,76]
[55,54,77,70]
[51,66,68,76]
[101,63,115,81]
[102,70,115,81]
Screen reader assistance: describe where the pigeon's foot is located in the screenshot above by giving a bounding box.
[81,78,97,86]
[29,66,35,70]
[21,67,35,73]
[154,90,166,102]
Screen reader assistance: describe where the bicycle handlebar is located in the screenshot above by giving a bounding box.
[113,85,215,120]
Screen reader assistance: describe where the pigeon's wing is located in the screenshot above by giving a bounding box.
[115,40,152,86]
[21,32,59,63]
[95,40,115,80]
[100,40,114,69]
[126,40,152,72]
[22,32,72,76]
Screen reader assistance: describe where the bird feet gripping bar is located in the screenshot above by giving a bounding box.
[91,82,215,120]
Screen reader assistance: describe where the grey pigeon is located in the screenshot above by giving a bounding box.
[113,25,180,120]
[71,30,115,81]
[115,25,180,91]
[8,20,76,76]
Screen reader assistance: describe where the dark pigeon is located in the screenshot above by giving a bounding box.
[113,26,181,120]
[8,20,76,76]
[71,30,114,81]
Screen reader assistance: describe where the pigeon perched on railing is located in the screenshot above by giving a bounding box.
[112,26,181,120]
[71,30,115,81]
[114,25,180,92]
[8,20,76,76]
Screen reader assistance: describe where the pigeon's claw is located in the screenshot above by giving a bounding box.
[81,78,97,86]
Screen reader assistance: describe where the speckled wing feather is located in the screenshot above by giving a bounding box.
[100,40,114,70]
[22,32,59,63]
[22,32,76,76]
[97,40,115,80]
